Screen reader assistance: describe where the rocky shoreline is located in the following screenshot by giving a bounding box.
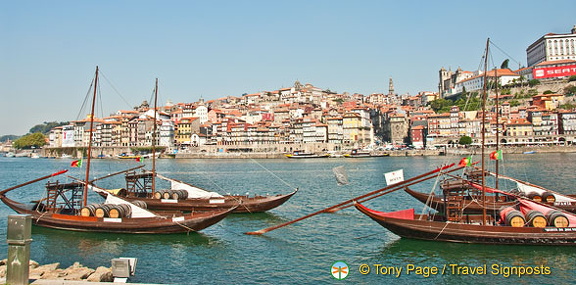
[0,259,113,282]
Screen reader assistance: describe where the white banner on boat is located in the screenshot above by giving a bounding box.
[384,169,404,186]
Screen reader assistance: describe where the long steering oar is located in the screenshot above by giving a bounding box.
[0,169,68,196]
[245,163,456,235]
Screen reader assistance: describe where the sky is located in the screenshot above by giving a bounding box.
[1,0,575,136]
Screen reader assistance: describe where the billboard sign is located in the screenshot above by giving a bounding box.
[533,64,576,79]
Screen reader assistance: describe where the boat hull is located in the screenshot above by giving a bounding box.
[106,190,298,214]
[355,202,576,245]
[0,196,234,234]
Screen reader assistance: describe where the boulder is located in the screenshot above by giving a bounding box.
[87,266,114,282]
[29,262,60,279]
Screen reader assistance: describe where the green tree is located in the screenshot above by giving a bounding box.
[528,79,540,87]
[429,98,453,113]
[543,90,554,95]
[500,59,509,69]
[29,121,69,135]
[568,75,576,82]
[459,135,473,145]
[509,100,521,107]
[12,133,46,149]
[564,85,576,96]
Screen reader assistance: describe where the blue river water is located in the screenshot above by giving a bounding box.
[1,153,576,284]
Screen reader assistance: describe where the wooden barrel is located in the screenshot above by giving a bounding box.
[94,204,113,218]
[162,190,173,200]
[108,204,132,218]
[499,207,525,227]
[171,190,180,200]
[525,210,547,228]
[132,200,147,209]
[547,210,570,227]
[178,189,189,200]
[79,204,99,217]
[542,192,556,203]
[153,190,165,199]
[527,192,542,202]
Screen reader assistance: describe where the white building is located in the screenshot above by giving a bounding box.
[526,25,576,67]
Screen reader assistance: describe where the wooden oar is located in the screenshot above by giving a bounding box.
[0,169,68,195]
[245,163,456,235]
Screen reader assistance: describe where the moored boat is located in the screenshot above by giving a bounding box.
[285,150,330,159]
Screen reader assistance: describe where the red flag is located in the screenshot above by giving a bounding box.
[71,159,83,167]
[458,157,472,167]
[489,150,502,160]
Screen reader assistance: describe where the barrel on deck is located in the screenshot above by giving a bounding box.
[525,210,547,228]
[153,190,166,199]
[499,207,525,227]
[542,192,556,203]
[79,204,99,217]
[108,204,132,218]
[94,204,113,218]
[132,200,147,209]
[527,192,542,202]
[546,210,569,227]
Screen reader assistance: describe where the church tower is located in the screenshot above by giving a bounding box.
[388,77,395,95]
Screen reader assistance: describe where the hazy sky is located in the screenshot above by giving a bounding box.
[1,1,575,135]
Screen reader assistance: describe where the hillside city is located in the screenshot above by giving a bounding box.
[5,26,576,158]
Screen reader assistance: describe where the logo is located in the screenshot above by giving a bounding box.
[331,261,349,280]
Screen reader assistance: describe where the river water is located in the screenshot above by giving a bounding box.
[1,153,575,284]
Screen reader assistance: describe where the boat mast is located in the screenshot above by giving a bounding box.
[151,78,158,193]
[481,39,489,225]
[83,66,98,207]
[495,65,500,190]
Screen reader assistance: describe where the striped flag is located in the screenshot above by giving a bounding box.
[71,159,83,168]
[458,156,472,167]
[489,150,503,160]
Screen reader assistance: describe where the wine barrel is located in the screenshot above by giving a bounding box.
[108,204,132,218]
[499,207,525,227]
[162,190,173,200]
[153,190,165,199]
[94,204,113,218]
[79,204,99,217]
[171,190,180,200]
[178,189,189,200]
[525,210,547,228]
[542,192,556,203]
[527,192,542,202]
[547,210,570,227]
[132,200,147,209]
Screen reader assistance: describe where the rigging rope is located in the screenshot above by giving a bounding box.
[249,158,295,190]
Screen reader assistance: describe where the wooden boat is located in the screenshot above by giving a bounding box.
[343,149,389,158]
[96,171,297,213]
[0,68,235,234]
[0,179,235,234]
[354,39,576,245]
[285,150,330,159]
[96,78,297,214]
[354,200,576,245]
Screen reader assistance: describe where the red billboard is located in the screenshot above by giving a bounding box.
[533,64,576,79]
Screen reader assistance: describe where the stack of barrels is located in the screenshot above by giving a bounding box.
[526,192,556,203]
[80,203,133,218]
[153,189,189,200]
[499,206,569,228]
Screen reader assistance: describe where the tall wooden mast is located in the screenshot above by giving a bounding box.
[481,39,489,225]
[83,66,98,207]
[151,78,158,193]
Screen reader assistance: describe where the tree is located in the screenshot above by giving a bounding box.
[12,133,46,149]
[459,135,473,145]
[429,98,453,113]
[528,79,540,87]
[29,121,69,135]
[500,59,509,69]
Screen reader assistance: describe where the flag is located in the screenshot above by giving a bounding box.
[71,159,82,168]
[489,150,503,160]
[458,156,472,167]
[135,156,145,163]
